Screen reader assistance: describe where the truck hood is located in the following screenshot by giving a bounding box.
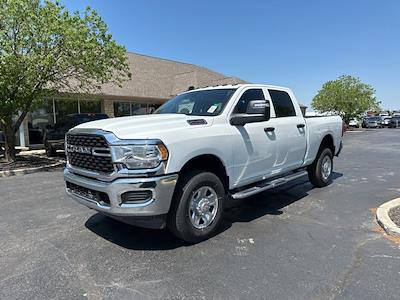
[73,113,214,140]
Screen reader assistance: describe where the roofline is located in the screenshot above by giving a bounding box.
[127,51,207,69]
[126,51,243,81]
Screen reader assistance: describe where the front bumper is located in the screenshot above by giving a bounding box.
[64,168,178,217]
[48,139,65,150]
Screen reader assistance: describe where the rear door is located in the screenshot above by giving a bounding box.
[266,89,307,173]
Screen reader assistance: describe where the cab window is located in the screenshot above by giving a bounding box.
[268,90,296,117]
[234,89,265,114]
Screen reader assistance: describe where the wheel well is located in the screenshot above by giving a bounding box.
[320,134,335,154]
[179,154,229,191]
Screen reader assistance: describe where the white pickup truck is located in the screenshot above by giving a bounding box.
[64,84,343,242]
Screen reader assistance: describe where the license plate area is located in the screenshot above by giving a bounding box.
[66,181,110,206]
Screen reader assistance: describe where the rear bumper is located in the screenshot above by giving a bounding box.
[64,168,178,218]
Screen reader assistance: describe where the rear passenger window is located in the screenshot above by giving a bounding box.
[234,89,265,113]
[268,90,296,117]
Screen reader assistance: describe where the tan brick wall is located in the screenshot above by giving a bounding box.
[103,99,115,117]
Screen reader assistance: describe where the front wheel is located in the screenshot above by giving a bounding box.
[307,148,333,188]
[167,171,225,243]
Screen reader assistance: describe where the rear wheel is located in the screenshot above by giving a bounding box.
[307,148,333,187]
[167,171,225,243]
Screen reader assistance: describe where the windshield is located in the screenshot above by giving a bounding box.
[154,89,237,116]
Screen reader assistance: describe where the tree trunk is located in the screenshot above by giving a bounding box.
[3,123,16,162]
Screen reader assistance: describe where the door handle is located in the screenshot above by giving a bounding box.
[264,127,275,132]
[297,124,305,128]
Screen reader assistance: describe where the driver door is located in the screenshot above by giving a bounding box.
[231,88,277,186]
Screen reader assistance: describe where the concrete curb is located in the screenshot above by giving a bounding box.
[376,198,400,236]
[0,162,65,178]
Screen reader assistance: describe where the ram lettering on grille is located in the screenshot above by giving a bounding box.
[66,134,113,173]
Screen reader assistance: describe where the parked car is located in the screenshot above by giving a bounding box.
[63,84,343,243]
[349,119,360,128]
[381,116,392,126]
[379,112,390,118]
[362,116,383,128]
[388,117,400,128]
[44,113,108,156]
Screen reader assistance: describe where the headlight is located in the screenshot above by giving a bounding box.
[111,143,169,169]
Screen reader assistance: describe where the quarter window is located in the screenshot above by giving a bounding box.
[234,89,265,113]
[268,90,296,117]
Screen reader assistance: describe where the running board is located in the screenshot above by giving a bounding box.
[231,170,308,200]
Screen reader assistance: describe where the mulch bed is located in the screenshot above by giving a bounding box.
[0,154,65,172]
[389,206,400,228]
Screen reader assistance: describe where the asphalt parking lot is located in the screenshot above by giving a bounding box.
[1,129,400,299]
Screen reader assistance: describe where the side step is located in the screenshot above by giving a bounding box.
[231,170,308,200]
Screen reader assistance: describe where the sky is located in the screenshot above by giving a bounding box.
[62,0,400,110]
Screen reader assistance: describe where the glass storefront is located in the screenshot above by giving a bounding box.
[24,98,159,146]
[28,100,54,145]
[0,115,24,147]
[27,98,102,145]
[80,100,102,114]
[114,101,160,117]
[55,99,78,120]
[114,102,131,117]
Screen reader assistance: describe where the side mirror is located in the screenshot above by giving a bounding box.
[230,100,270,126]
[246,100,270,115]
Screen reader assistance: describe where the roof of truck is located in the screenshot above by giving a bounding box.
[181,84,309,108]
[188,83,291,91]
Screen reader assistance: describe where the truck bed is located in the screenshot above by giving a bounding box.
[303,115,343,166]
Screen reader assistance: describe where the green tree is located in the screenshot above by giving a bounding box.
[0,0,131,161]
[311,75,380,124]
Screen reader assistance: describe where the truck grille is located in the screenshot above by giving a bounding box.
[66,134,114,173]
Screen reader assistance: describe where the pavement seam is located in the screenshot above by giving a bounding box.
[331,234,381,300]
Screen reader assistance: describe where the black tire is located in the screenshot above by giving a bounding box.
[45,142,56,157]
[307,148,333,188]
[167,171,225,243]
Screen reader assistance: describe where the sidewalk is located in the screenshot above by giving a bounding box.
[0,150,65,177]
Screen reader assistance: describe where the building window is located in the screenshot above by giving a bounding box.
[26,98,102,145]
[27,100,54,145]
[114,102,131,117]
[23,98,160,146]
[114,101,150,117]
[147,104,159,114]
[131,103,147,115]
[55,99,79,121]
[79,100,102,113]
